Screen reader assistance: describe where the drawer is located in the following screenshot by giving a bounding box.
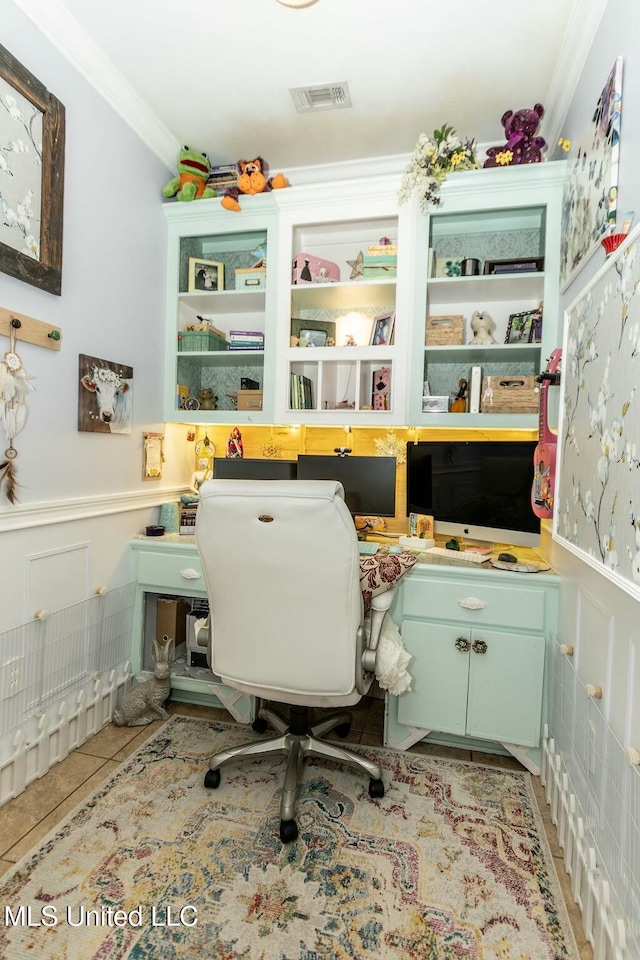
[136,551,206,593]
[402,577,546,632]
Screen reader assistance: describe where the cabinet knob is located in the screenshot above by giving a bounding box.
[458,597,487,610]
[472,638,488,655]
[454,636,470,652]
[180,568,202,580]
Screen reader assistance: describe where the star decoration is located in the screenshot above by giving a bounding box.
[374,431,406,463]
[347,250,364,280]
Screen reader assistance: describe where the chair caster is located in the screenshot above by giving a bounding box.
[368,778,384,799]
[279,819,299,843]
[252,717,269,734]
[204,769,221,789]
[335,722,351,738]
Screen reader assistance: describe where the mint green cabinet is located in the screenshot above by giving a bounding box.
[163,195,279,423]
[385,560,559,773]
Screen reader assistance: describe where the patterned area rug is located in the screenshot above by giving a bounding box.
[0,717,578,959]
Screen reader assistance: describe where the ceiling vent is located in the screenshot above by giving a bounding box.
[289,81,352,113]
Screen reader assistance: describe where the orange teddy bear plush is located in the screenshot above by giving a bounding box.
[221,157,288,211]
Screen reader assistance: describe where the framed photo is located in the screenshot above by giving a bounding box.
[0,43,65,295]
[484,257,544,275]
[78,354,133,435]
[291,317,336,344]
[560,56,623,291]
[188,258,224,292]
[505,310,536,344]
[298,328,327,347]
[370,311,395,346]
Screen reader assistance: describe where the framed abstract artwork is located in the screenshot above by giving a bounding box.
[554,222,640,600]
[559,56,623,292]
[0,43,65,295]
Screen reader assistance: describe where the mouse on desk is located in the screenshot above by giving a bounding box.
[498,552,518,563]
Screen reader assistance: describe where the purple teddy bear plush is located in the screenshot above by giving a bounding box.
[484,103,546,168]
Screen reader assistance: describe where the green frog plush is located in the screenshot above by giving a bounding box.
[163,146,216,201]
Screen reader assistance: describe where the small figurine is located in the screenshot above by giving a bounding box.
[113,636,174,726]
[189,457,213,494]
[226,426,243,458]
[345,334,357,347]
[198,387,217,410]
[450,379,468,413]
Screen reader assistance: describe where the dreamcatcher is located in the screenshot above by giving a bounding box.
[0,321,34,503]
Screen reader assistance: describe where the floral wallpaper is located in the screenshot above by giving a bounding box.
[556,224,640,594]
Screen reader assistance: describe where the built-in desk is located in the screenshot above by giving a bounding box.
[130,536,559,772]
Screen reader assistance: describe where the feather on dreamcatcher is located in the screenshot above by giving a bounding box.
[0,322,35,503]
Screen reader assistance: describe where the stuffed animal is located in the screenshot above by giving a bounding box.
[163,146,216,201]
[483,104,546,168]
[221,157,288,211]
[469,311,497,344]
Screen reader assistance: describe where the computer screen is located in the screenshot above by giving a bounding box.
[213,458,298,480]
[296,455,397,517]
[406,439,540,547]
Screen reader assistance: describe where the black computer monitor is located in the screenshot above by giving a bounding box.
[213,458,298,480]
[296,455,397,517]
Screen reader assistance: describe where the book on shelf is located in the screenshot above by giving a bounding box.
[290,373,313,410]
[227,343,264,351]
[367,244,398,256]
[229,329,264,339]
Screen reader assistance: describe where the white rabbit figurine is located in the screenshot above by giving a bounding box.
[113,635,174,726]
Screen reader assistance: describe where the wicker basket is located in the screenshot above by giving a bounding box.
[425,315,465,346]
[178,330,227,352]
[481,375,539,414]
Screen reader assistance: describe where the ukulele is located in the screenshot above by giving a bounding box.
[531,348,562,519]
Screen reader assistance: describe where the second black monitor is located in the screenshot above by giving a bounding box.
[296,455,396,517]
[213,458,298,480]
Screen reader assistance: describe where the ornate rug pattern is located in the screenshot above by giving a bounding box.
[0,717,578,959]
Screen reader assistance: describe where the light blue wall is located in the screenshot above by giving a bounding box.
[1,3,175,504]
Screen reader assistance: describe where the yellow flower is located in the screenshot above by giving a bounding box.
[558,137,571,152]
[449,151,466,168]
[495,150,514,166]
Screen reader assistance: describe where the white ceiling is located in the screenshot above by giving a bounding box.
[16,0,606,178]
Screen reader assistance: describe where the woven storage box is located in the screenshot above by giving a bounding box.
[481,375,539,414]
[425,315,465,346]
[178,330,227,352]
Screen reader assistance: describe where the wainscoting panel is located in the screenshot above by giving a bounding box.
[0,583,135,807]
[544,635,640,960]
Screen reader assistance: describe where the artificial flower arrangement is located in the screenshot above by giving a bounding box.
[398,124,479,212]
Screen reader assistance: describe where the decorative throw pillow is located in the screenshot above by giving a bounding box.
[359,553,417,613]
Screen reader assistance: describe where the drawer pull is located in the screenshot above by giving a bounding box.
[180,568,202,580]
[458,597,487,610]
[472,639,488,655]
[454,636,470,653]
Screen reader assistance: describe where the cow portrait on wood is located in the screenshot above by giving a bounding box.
[78,354,133,434]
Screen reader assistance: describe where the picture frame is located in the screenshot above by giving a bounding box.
[504,309,537,344]
[290,317,336,344]
[0,43,65,296]
[483,257,544,275]
[370,311,395,346]
[560,56,623,292]
[298,328,328,347]
[188,258,224,292]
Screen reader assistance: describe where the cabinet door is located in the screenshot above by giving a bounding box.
[466,627,544,747]
[397,620,469,734]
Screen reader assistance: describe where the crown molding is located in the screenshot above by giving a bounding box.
[12,0,179,170]
[542,0,610,152]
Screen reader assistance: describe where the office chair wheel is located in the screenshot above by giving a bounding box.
[335,721,351,738]
[204,769,221,789]
[252,717,269,734]
[368,778,384,799]
[279,819,299,844]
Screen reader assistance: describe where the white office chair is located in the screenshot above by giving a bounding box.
[195,478,396,843]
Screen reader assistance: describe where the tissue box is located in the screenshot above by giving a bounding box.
[292,253,340,284]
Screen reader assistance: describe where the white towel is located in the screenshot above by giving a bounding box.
[373,613,413,696]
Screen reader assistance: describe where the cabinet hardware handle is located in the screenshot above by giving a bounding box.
[454,636,470,652]
[459,597,487,610]
[180,568,202,579]
[472,639,488,655]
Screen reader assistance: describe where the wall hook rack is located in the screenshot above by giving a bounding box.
[0,306,62,351]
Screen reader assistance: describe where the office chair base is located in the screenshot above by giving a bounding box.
[204,705,384,842]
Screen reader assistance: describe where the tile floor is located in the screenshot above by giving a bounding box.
[0,695,592,958]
